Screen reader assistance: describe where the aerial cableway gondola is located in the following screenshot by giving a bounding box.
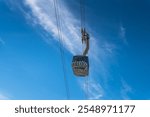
[72,28,90,77]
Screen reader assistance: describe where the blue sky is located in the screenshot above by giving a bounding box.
[0,0,150,100]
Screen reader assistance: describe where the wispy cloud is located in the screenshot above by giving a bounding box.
[0,37,5,46]
[102,42,116,55]
[0,93,9,100]
[87,81,103,99]
[120,25,125,38]
[119,24,128,44]
[121,79,132,99]
[24,0,82,55]
[78,78,104,99]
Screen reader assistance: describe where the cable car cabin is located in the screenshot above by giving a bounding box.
[72,28,89,77]
[72,55,89,77]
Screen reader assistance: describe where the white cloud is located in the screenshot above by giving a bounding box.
[87,81,103,100]
[24,0,82,55]
[102,42,116,55]
[120,25,125,38]
[121,79,132,99]
[79,79,104,100]
[0,38,5,46]
[0,93,9,100]
[119,24,128,44]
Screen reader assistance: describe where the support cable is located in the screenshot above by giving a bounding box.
[80,0,86,28]
[53,0,70,99]
[80,0,89,100]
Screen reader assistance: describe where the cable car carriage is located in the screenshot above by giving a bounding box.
[72,28,89,77]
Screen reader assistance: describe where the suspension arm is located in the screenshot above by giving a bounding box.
[81,28,89,56]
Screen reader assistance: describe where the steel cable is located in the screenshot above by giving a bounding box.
[53,0,70,100]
